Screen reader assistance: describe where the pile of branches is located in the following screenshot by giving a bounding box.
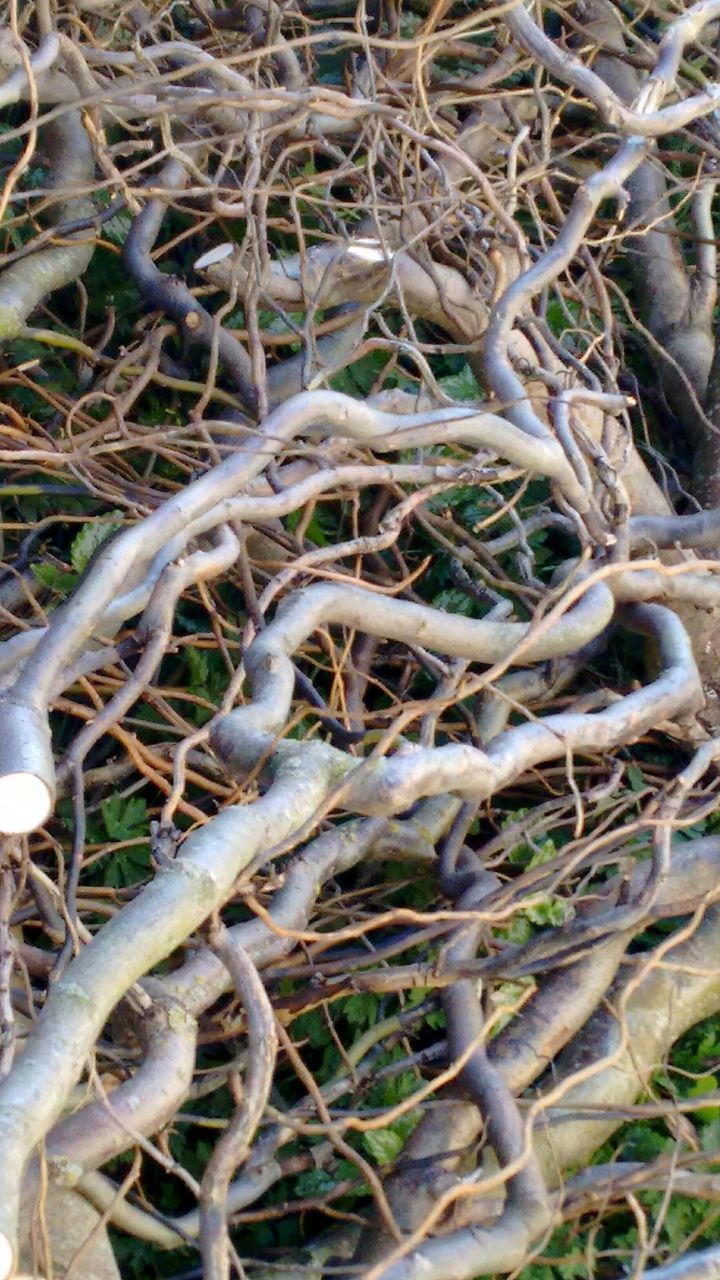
[5,1,720,1277]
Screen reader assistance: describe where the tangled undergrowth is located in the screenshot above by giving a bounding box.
[6,1,720,1278]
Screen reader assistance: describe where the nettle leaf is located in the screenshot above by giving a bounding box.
[71,510,124,573]
[687,1073,720,1123]
[426,1006,446,1030]
[369,1069,417,1109]
[437,365,481,401]
[510,837,559,869]
[286,505,333,546]
[696,1026,720,1061]
[432,588,476,617]
[344,993,378,1029]
[330,350,388,397]
[525,898,572,927]
[528,838,559,868]
[103,844,151,889]
[101,793,148,841]
[626,762,645,792]
[186,645,210,696]
[619,1124,670,1162]
[663,1196,704,1252]
[555,1261,586,1280]
[489,978,535,1036]
[701,1117,720,1151]
[294,1168,337,1198]
[102,211,132,245]
[361,1128,404,1165]
[32,563,78,596]
[293,1007,331,1049]
[499,914,533,945]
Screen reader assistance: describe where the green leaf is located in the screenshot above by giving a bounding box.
[330,350,388,397]
[509,836,557,869]
[369,1070,418,1108]
[432,588,476,617]
[619,1124,670,1162]
[186,645,210,696]
[502,914,533,944]
[103,844,151,889]
[32,563,78,596]
[426,1006,446,1030]
[294,1168,337,1197]
[294,1008,331,1048]
[437,365,481,401]
[701,1118,720,1151]
[546,296,580,338]
[102,211,132,245]
[696,1026,720,1060]
[688,1073,718,1096]
[361,1128,404,1165]
[101,793,148,841]
[344,993,378,1029]
[526,898,571,927]
[687,1074,720,1122]
[286,507,332,547]
[489,979,534,1036]
[626,763,645,792]
[70,510,124,573]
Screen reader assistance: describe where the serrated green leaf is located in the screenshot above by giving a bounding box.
[103,844,151,889]
[432,587,476,617]
[526,898,571,927]
[489,979,535,1036]
[70,510,124,573]
[102,211,132,245]
[344,993,378,1029]
[619,1124,670,1162]
[286,507,332,546]
[101,793,148,841]
[687,1074,720,1122]
[701,1117,720,1151]
[426,1007,446,1030]
[501,914,532,944]
[186,645,210,695]
[330,350,388,396]
[626,763,645,792]
[32,563,78,596]
[527,838,559,869]
[294,1168,337,1197]
[438,365,481,401]
[361,1128,404,1165]
[294,1007,331,1048]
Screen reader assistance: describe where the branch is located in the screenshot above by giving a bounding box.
[0,745,338,1275]
[506,0,720,138]
[0,112,95,343]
